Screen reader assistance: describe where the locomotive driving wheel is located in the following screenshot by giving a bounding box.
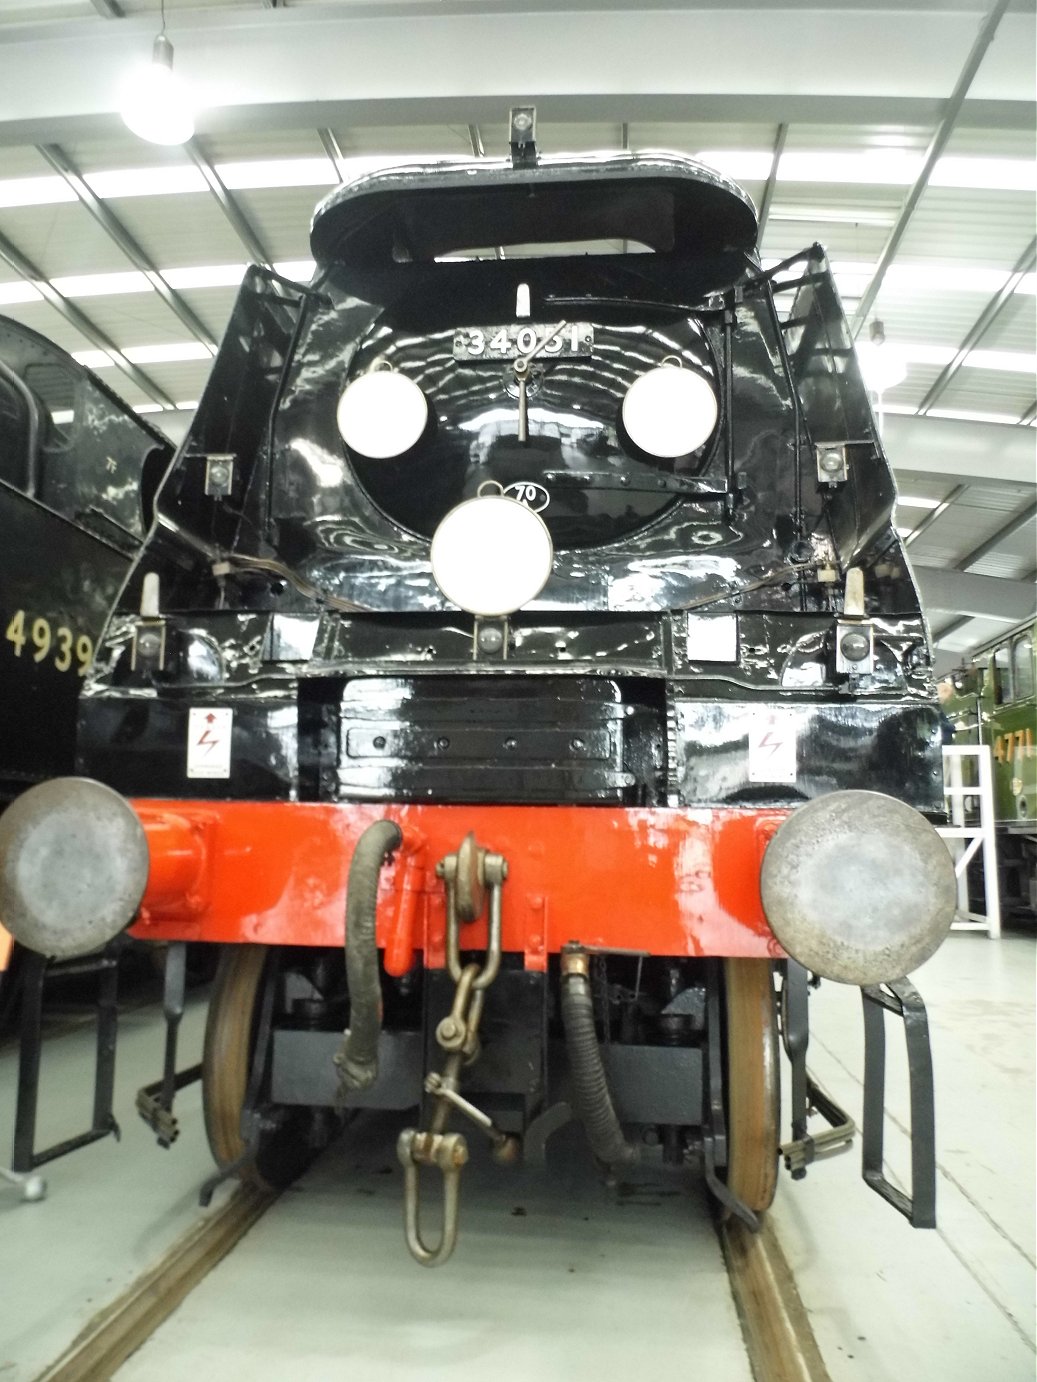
[722,958,780,1215]
[202,944,317,1191]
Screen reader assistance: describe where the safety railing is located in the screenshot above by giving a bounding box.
[937,744,1001,938]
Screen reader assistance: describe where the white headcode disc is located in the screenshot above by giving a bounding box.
[431,495,554,617]
[337,370,428,459]
[622,366,718,459]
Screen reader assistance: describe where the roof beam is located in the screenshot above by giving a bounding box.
[914,566,1036,623]
[885,412,1037,486]
[1017,400,1036,426]
[0,229,174,408]
[916,235,1037,413]
[850,0,1012,337]
[902,483,970,549]
[35,143,217,349]
[756,122,787,240]
[184,138,272,269]
[952,498,1036,571]
[1,7,1033,146]
[90,0,123,15]
[318,127,347,180]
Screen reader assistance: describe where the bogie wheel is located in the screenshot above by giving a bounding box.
[202,944,317,1191]
[723,957,780,1215]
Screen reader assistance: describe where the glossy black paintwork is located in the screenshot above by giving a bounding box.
[0,315,172,803]
[309,153,759,269]
[82,153,941,815]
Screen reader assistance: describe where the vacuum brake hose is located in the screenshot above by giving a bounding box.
[335,819,403,1093]
[560,949,638,1175]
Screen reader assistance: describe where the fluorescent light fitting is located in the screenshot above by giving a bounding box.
[50,270,152,298]
[963,350,1037,375]
[0,176,76,210]
[897,496,943,510]
[0,282,43,305]
[273,260,316,282]
[133,403,166,414]
[695,151,774,182]
[120,33,195,146]
[779,150,922,185]
[85,167,206,199]
[175,400,199,411]
[768,205,896,227]
[162,264,248,289]
[926,406,1031,426]
[930,158,1036,193]
[72,349,115,369]
[216,159,336,190]
[123,342,214,364]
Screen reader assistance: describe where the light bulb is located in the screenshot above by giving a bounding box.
[856,319,908,395]
[120,34,194,146]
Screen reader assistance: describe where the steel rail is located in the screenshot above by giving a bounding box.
[37,1185,275,1381]
[720,1218,832,1382]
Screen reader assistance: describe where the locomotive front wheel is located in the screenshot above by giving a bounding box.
[723,958,780,1215]
[202,944,315,1191]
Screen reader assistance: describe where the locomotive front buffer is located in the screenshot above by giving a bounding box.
[1,771,953,1262]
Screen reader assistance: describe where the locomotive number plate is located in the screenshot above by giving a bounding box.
[452,323,593,361]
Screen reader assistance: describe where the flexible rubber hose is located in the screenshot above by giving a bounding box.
[336,819,403,1092]
[561,970,638,1174]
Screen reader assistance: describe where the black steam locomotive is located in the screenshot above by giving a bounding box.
[0,119,955,1262]
[0,314,172,805]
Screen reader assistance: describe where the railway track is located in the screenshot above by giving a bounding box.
[32,1166,828,1382]
[721,1218,831,1382]
[36,1185,276,1382]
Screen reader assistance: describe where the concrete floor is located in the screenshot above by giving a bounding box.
[1,929,1034,1381]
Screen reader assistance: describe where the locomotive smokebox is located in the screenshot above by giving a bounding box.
[0,777,149,959]
[760,790,956,986]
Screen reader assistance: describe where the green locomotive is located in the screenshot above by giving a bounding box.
[941,617,1036,916]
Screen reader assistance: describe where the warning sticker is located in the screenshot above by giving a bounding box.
[187,707,234,779]
[748,709,798,785]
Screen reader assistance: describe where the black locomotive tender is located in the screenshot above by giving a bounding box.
[0,116,955,1263]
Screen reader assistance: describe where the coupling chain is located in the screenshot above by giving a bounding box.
[397,834,519,1267]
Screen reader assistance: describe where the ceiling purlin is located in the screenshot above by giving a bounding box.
[90,0,124,16]
[953,499,1036,571]
[318,128,347,181]
[35,143,218,348]
[756,122,787,241]
[466,124,504,260]
[185,138,272,269]
[933,613,972,643]
[0,227,173,408]
[931,499,1037,641]
[903,483,970,548]
[850,0,1012,337]
[917,235,1037,414]
[1015,400,1036,426]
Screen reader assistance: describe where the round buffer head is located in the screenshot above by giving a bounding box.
[0,777,149,959]
[760,789,956,986]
